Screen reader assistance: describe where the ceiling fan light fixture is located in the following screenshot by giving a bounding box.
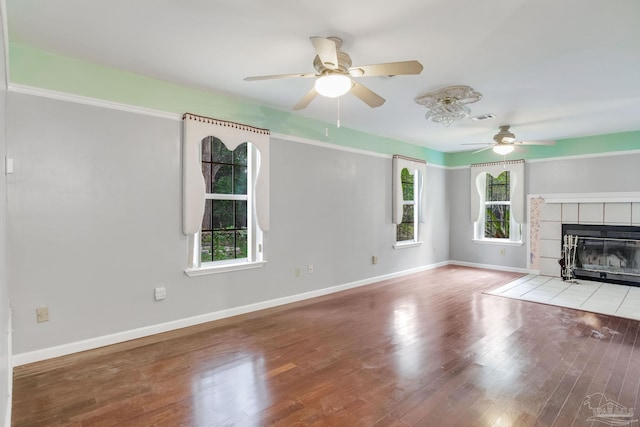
[424,101,470,127]
[493,144,515,155]
[314,74,352,98]
[415,85,482,126]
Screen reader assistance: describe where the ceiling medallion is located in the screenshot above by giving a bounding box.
[415,85,482,126]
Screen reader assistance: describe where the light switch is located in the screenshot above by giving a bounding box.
[5,158,13,174]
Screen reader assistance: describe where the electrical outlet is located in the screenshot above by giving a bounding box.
[294,268,301,277]
[499,248,506,256]
[308,264,314,274]
[372,255,378,265]
[36,306,49,323]
[154,286,166,301]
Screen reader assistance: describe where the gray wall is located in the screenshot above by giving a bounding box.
[7,92,448,355]
[0,7,11,424]
[449,152,640,268]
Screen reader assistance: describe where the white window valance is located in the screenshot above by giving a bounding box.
[182,113,270,235]
[470,159,525,223]
[392,155,427,225]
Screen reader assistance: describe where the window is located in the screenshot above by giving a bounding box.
[392,155,426,248]
[201,137,250,263]
[182,113,269,276]
[397,168,418,242]
[470,160,524,244]
[481,171,513,239]
[193,137,262,271]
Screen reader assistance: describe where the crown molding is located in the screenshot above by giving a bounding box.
[8,83,182,121]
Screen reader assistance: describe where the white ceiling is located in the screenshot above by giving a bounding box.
[6,0,640,152]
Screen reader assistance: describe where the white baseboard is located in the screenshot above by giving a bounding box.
[448,260,535,274]
[13,261,448,366]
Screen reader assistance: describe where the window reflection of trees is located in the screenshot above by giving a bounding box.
[201,137,249,262]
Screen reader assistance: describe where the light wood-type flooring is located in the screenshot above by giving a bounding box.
[11,266,640,426]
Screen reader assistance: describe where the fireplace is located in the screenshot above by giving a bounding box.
[562,224,640,286]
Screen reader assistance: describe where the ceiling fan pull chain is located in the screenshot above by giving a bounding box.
[337,97,341,128]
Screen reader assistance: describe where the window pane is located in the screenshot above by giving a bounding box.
[202,163,212,193]
[212,200,235,230]
[211,137,232,164]
[212,231,236,261]
[233,143,248,166]
[484,205,510,238]
[401,168,414,201]
[201,137,212,162]
[486,171,510,202]
[202,199,249,262]
[200,231,213,263]
[202,200,212,231]
[397,204,415,242]
[212,164,233,194]
[402,204,414,223]
[235,231,248,258]
[235,200,247,229]
[199,140,253,265]
[234,165,247,195]
[397,223,414,242]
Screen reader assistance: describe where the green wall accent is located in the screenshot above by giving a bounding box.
[445,131,640,167]
[8,43,444,165]
[9,43,639,168]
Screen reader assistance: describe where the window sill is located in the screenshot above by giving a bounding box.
[185,260,267,276]
[393,241,423,250]
[473,239,523,247]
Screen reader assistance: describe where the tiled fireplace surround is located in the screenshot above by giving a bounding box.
[529,194,640,277]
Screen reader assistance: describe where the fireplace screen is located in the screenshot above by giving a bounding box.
[562,224,640,286]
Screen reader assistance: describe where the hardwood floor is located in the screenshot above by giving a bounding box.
[11,265,640,426]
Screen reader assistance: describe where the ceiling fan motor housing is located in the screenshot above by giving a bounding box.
[494,125,516,144]
[313,50,352,74]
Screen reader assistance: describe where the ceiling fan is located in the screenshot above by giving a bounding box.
[463,125,555,155]
[244,36,423,110]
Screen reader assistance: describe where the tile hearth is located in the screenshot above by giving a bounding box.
[487,275,640,321]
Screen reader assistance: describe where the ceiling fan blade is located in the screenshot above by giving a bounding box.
[292,87,318,110]
[460,143,493,146]
[244,73,317,81]
[350,81,385,108]
[310,37,338,70]
[516,140,556,146]
[349,60,423,77]
[473,146,495,154]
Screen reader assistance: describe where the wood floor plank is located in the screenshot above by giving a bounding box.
[12,266,640,426]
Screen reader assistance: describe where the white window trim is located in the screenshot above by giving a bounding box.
[392,155,427,247]
[470,160,524,244]
[472,238,523,246]
[185,260,267,276]
[187,142,264,275]
[394,241,424,249]
[474,201,523,243]
[396,172,419,244]
[181,114,269,276]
